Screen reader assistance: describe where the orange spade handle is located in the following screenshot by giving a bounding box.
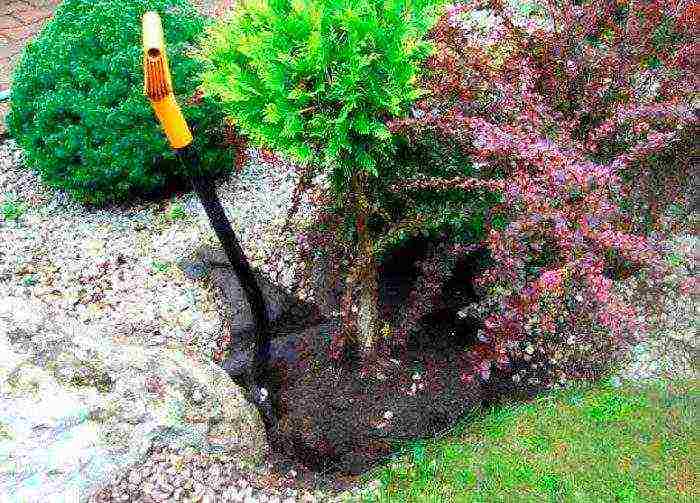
[142,11,193,149]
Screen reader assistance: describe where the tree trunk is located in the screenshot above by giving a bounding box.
[356,271,379,358]
[350,172,380,361]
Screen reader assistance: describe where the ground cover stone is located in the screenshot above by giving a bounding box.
[0,295,267,502]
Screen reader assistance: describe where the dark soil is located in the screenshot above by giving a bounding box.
[201,236,517,480]
[262,321,483,475]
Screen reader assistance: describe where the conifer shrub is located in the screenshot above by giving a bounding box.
[199,0,443,190]
[7,0,234,206]
[199,0,454,358]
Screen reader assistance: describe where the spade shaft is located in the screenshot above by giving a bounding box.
[141,11,272,418]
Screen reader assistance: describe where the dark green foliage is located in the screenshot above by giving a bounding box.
[7,0,233,205]
[370,130,504,258]
[199,0,446,194]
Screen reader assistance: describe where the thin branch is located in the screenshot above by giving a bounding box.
[388,176,506,193]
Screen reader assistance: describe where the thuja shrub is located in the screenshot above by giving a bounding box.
[199,0,443,188]
[288,128,503,360]
[199,0,450,358]
[7,0,233,206]
[385,0,695,387]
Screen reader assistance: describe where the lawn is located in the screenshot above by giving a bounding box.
[363,378,699,503]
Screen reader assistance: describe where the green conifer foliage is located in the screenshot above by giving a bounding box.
[7,0,233,205]
[198,0,449,358]
[198,0,444,192]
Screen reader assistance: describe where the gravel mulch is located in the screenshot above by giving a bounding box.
[88,444,379,503]
[0,141,304,361]
[613,233,698,381]
[0,139,372,503]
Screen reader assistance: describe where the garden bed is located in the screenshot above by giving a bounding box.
[0,2,697,501]
[2,124,697,501]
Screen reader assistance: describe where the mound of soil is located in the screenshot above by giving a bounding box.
[261,321,482,474]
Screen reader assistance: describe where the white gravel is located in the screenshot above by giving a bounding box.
[0,141,306,360]
[0,139,370,503]
[614,233,698,381]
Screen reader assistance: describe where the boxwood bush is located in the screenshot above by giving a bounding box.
[6,0,234,206]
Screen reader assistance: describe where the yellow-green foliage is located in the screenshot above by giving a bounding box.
[198,0,446,193]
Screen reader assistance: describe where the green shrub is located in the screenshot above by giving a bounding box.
[198,0,445,193]
[7,0,234,206]
[198,0,450,356]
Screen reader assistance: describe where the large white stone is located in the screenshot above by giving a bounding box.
[0,296,267,503]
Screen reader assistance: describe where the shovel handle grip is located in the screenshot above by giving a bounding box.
[142,11,193,149]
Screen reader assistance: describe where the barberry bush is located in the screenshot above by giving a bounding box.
[385,0,696,387]
[7,0,234,206]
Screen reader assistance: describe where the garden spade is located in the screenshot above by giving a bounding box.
[141,11,274,425]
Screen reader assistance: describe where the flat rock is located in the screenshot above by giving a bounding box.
[0,296,268,503]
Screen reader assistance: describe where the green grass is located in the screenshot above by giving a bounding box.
[364,379,699,503]
[1,194,25,222]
